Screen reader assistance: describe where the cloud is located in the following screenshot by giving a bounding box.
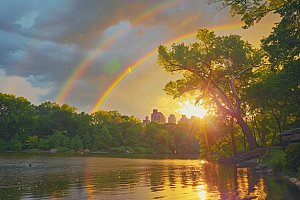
[0,70,49,105]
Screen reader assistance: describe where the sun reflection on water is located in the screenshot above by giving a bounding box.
[197,189,206,199]
[2,154,298,199]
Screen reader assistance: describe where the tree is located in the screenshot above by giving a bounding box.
[108,125,123,146]
[38,138,50,150]
[244,67,300,144]
[82,132,92,150]
[25,135,39,149]
[157,29,265,150]
[99,126,112,148]
[210,0,293,28]
[211,0,300,72]
[74,134,83,150]
[0,93,38,143]
[123,128,138,147]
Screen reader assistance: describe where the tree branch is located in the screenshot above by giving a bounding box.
[209,87,237,117]
[233,63,264,80]
[173,86,202,99]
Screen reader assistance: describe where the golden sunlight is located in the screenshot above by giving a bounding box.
[176,100,207,119]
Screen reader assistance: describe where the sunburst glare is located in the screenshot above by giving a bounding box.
[176,100,207,119]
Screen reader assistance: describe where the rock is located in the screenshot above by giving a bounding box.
[295,181,300,187]
[50,149,58,153]
[83,149,90,154]
[255,164,269,170]
[265,168,273,173]
[288,177,299,184]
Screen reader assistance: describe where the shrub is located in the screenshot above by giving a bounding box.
[261,152,273,164]
[261,149,285,172]
[285,143,300,173]
[63,147,69,152]
[269,150,285,172]
[38,139,49,150]
[12,142,22,151]
[133,146,146,153]
[57,147,64,152]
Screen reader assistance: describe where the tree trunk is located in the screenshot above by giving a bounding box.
[236,116,257,150]
[229,117,237,156]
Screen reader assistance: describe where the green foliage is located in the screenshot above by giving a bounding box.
[74,135,83,151]
[24,149,41,152]
[0,139,7,151]
[269,150,285,172]
[123,128,138,147]
[99,127,112,148]
[12,142,22,151]
[214,0,290,29]
[261,150,285,172]
[208,0,300,155]
[7,134,22,151]
[82,132,92,150]
[25,135,39,149]
[38,139,50,150]
[285,143,300,173]
[0,92,203,154]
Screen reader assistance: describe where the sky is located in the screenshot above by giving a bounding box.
[0,0,281,121]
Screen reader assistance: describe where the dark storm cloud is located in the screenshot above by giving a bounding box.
[0,0,220,109]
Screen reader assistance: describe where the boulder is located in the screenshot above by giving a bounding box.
[254,164,268,170]
[295,181,300,187]
[83,149,90,153]
[50,149,58,153]
[288,177,299,184]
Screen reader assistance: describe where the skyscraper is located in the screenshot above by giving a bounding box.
[151,109,166,123]
[142,116,150,126]
[168,114,176,124]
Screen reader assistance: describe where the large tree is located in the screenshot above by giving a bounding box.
[211,0,300,71]
[157,29,265,150]
[213,0,300,136]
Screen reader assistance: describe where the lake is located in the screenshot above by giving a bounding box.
[1,153,300,200]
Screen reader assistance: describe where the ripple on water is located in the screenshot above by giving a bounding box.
[1,153,300,199]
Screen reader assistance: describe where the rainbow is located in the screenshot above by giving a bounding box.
[55,0,187,104]
[92,23,251,112]
[224,58,232,66]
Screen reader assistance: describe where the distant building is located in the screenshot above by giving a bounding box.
[178,115,199,124]
[178,115,189,124]
[142,116,150,126]
[168,114,176,124]
[151,109,166,123]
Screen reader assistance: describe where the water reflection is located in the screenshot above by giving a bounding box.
[1,153,300,199]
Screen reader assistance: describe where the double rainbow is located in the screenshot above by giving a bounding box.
[92,23,251,112]
[55,0,187,104]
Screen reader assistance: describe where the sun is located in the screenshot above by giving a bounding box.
[176,100,207,119]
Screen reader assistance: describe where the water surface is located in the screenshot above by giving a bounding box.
[1,153,299,199]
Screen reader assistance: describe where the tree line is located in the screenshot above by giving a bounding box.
[0,93,199,154]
